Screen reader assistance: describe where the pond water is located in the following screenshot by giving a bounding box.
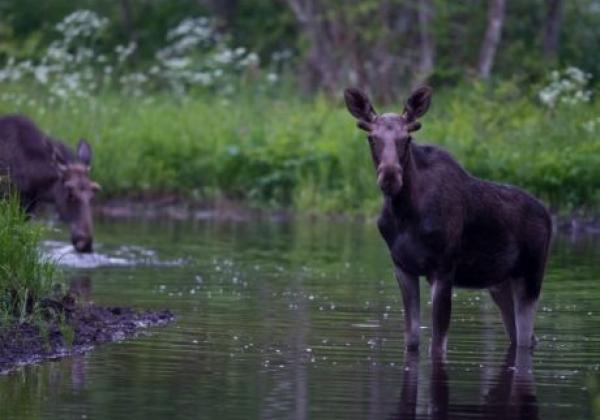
[1,217,599,419]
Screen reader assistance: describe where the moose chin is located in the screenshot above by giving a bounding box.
[0,115,100,253]
[345,86,552,355]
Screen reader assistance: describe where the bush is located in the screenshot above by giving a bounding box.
[3,81,599,213]
[3,10,595,214]
[0,194,58,325]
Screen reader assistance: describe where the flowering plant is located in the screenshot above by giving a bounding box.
[0,11,277,102]
[539,67,593,109]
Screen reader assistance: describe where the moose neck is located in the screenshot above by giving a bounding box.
[388,143,419,217]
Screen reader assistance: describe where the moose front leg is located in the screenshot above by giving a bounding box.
[395,267,420,351]
[430,274,453,356]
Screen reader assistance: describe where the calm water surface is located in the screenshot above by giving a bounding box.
[1,217,599,419]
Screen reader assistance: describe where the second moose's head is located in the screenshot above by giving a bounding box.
[52,139,100,253]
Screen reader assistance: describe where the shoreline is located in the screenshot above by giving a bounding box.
[0,303,174,375]
[94,195,600,235]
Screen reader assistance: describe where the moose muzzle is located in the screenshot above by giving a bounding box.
[377,164,403,196]
[71,232,93,253]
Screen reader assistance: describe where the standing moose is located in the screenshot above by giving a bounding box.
[0,115,100,253]
[344,87,552,353]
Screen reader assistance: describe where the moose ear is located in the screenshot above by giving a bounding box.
[76,139,92,167]
[403,86,432,121]
[344,88,377,123]
[47,141,68,176]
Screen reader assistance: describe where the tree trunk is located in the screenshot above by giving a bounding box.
[119,0,135,43]
[414,0,435,86]
[196,0,238,30]
[285,0,339,93]
[542,0,563,61]
[477,0,506,79]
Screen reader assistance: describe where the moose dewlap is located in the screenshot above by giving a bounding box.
[344,86,552,354]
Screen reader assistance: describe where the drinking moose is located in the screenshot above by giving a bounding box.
[0,115,100,253]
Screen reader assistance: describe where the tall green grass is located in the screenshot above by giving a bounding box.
[0,194,57,325]
[1,83,599,214]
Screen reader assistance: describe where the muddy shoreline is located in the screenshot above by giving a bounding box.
[94,195,600,234]
[0,303,174,374]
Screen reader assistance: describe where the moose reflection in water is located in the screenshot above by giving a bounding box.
[66,274,93,305]
[395,347,538,420]
[0,115,100,253]
[344,87,552,354]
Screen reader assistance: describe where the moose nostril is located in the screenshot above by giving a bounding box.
[378,164,401,175]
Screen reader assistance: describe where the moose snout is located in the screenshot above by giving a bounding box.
[72,234,93,253]
[377,164,403,195]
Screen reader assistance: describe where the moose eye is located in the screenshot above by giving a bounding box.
[367,136,375,145]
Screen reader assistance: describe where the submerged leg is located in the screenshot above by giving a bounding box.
[395,267,420,351]
[397,351,419,419]
[484,346,538,419]
[489,281,517,344]
[430,278,452,355]
[430,356,449,418]
[20,194,37,219]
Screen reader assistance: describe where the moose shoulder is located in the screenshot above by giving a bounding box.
[344,87,552,354]
[0,115,100,253]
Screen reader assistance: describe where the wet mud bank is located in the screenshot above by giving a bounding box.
[0,302,174,374]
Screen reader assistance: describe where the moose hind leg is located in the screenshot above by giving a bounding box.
[430,277,452,355]
[395,267,420,351]
[489,281,516,344]
[511,277,539,348]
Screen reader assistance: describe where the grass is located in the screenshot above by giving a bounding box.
[0,194,58,325]
[0,81,599,214]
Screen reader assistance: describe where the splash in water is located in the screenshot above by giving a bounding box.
[41,240,186,268]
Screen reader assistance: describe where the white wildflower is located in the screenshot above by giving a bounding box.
[538,66,593,109]
[115,42,137,64]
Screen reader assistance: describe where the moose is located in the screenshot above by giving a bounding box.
[0,115,100,253]
[344,86,552,354]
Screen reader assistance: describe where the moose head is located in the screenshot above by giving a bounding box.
[344,86,432,196]
[52,139,100,253]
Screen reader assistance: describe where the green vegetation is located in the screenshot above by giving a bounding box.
[0,5,598,214]
[1,82,598,214]
[0,194,58,325]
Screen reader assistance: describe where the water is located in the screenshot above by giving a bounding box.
[1,217,599,419]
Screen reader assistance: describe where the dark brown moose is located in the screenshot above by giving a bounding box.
[344,87,552,354]
[0,115,100,253]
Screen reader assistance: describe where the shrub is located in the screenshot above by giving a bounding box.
[0,194,58,325]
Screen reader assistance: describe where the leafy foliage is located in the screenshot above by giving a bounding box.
[0,10,276,104]
[0,195,58,325]
[0,81,597,213]
[0,6,598,213]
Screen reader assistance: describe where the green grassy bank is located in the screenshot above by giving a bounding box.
[0,195,57,325]
[1,83,599,214]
